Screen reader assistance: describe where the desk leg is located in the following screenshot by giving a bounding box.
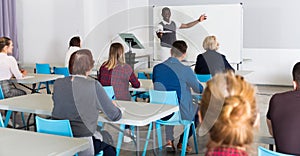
[46,82,51,94]
[32,83,37,93]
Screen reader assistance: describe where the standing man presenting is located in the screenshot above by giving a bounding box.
[156,7,207,61]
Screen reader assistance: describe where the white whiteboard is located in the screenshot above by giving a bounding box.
[153,4,243,64]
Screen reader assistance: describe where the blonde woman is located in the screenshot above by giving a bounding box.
[200,71,258,156]
[194,35,234,76]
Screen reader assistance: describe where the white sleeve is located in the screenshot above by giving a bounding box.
[156,23,163,32]
[9,56,22,79]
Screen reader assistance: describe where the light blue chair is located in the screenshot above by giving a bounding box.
[103,86,116,100]
[36,63,52,94]
[0,112,4,127]
[195,74,212,82]
[194,74,212,104]
[53,67,70,77]
[102,86,135,156]
[142,90,198,156]
[0,85,26,128]
[36,117,104,156]
[258,146,294,156]
[35,116,73,137]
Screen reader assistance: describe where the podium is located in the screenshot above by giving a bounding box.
[119,33,144,70]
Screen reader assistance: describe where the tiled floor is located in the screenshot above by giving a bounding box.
[13,83,293,156]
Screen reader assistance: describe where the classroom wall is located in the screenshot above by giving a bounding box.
[16,0,84,66]
[16,0,149,67]
[16,0,300,85]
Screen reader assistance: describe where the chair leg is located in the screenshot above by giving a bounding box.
[36,83,42,92]
[21,112,26,127]
[192,122,198,154]
[130,125,135,136]
[4,110,12,127]
[142,122,153,156]
[181,124,191,156]
[156,123,163,150]
[116,124,125,156]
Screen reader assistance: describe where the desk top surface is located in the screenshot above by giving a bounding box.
[0,128,89,156]
[15,73,64,84]
[99,100,178,126]
[0,94,178,127]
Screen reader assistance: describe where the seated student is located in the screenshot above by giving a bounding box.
[52,49,122,156]
[0,36,27,98]
[200,71,258,156]
[152,40,203,152]
[65,36,81,67]
[98,42,140,100]
[194,35,234,76]
[98,42,140,142]
[266,62,300,155]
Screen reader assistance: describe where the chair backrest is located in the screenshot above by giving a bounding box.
[195,74,212,82]
[103,86,116,100]
[149,90,179,106]
[0,85,4,100]
[149,90,181,122]
[138,72,152,79]
[258,146,294,156]
[53,67,70,77]
[36,63,51,74]
[35,116,73,137]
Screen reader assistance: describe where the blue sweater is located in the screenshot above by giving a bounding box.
[152,57,203,120]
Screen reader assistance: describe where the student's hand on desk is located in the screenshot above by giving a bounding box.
[21,69,27,76]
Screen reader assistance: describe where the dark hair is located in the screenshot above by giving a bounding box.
[171,40,187,57]
[69,36,81,47]
[292,62,300,86]
[162,7,170,14]
[69,49,94,75]
[0,37,12,51]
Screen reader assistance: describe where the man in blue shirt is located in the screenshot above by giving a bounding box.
[152,40,203,153]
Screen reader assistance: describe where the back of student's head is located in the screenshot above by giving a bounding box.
[0,37,11,51]
[171,40,187,57]
[200,71,257,148]
[292,62,300,87]
[104,42,125,70]
[203,35,219,51]
[69,36,81,48]
[69,49,94,75]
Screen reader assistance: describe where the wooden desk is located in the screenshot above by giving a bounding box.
[0,127,89,156]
